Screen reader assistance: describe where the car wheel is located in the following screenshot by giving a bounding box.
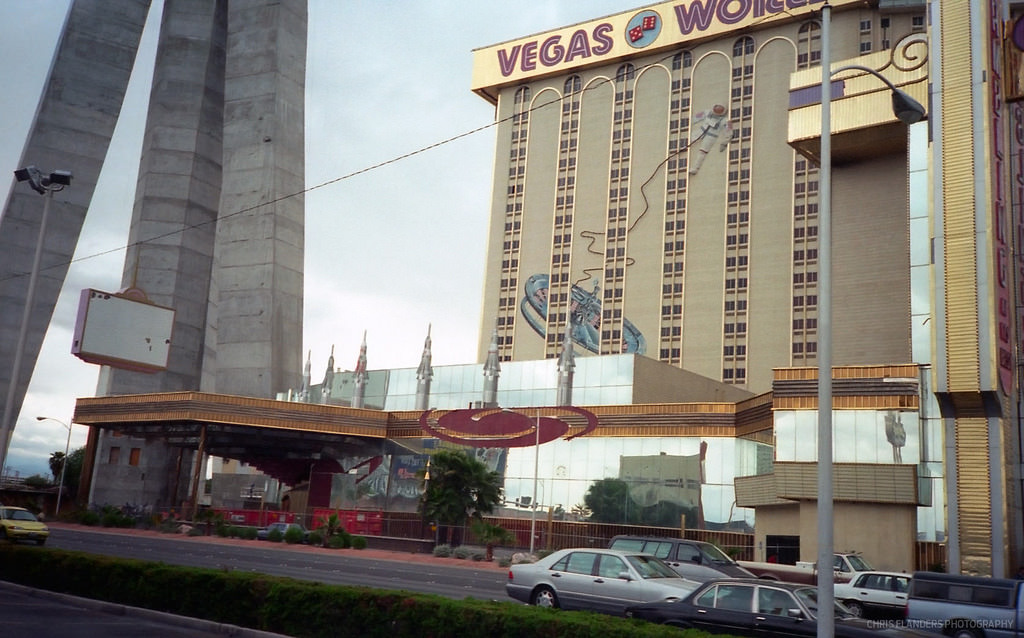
[531,586,559,609]
[948,626,981,638]
[35,538,45,546]
[0,527,7,542]
[844,601,864,617]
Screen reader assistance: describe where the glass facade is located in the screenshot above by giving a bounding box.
[300,352,938,538]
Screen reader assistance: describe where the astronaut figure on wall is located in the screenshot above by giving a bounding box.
[884,411,906,463]
[689,104,733,175]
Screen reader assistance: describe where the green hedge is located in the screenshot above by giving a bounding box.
[0,545,703,637]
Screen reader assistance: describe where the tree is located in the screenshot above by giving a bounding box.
[419,449,503,547]
[471,520,515,561]
[48,451,65,482]
[584,478,639,524]
[51,447,85,506]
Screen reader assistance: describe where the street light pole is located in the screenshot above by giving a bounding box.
[816,7,925,638]
[0,167,72,478]
[36,416,72,516]
[817,7,835,638]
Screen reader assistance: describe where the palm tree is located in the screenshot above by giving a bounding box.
[48,451,66,483]
[419,449,503,547]
[315,512,344,546]
[471,520,515,561]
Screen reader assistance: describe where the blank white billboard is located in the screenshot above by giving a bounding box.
[71,289,174,373]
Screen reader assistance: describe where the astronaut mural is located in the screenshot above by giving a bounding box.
[520,273,647,354]
[689,104,733,175]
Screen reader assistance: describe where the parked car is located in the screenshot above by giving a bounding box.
[906,570,1023,638]
[738,551,873,585]
[505,547,700,616]
[625,578,933,638]
[256,522,308,542]
[833,570,911,618]
[608,535,756,581]
[0,506,49,545]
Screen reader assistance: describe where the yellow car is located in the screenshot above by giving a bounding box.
[0,506,49,545]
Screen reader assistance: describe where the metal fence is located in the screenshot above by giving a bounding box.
[373,511,945,571]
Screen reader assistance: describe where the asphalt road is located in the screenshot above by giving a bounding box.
[0,581,289,638]
[46,525,510,600]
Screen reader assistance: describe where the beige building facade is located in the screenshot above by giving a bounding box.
[471,0,1024,577]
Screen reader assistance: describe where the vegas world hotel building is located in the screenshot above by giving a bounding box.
[465,0,1024,577]
[74,0,1024,579]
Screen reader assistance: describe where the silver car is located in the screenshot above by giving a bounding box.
[505,548,700,616]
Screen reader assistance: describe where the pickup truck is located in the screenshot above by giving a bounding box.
[906,571,1022,638]
[737,551,873,584]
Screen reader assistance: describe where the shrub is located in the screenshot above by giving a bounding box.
[283,526,305,544]
[23,474,51,488]
[453,546,473,560]
[78,510,100,527]
[239,526,258,540]
[350,535,367,550]
[267,528,284,543]
[498,557,511,568]
[307,530,323,546]
[326,533,350,549]
[432,544,452,558]
[216,525,231,538]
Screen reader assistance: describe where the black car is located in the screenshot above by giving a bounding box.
[625,579,931,638]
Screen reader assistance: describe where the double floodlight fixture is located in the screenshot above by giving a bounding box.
[832,64,927,125]
[14,165,72,195]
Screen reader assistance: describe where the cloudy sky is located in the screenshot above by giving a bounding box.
[0,1,635,477]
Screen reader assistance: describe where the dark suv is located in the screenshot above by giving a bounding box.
[609,535,755,581]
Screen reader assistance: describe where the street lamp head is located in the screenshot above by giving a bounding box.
[891,89,926,125]
[14,166,72,195]
[14,166,45,194]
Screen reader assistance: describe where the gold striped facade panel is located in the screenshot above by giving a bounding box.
[735,473,791,508]
[773,462,919,504]
[773,364,922,381]
[938,1,982,391]
[773,395,919,411]
[954,416,993,573]
[73,392,389,438]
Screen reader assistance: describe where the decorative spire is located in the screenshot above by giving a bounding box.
[299,349,311,402]
[557,331,575,406]
[352,331,368,409]
[415,325,433,410]
[322,344,335,404]
[482,325,500,407]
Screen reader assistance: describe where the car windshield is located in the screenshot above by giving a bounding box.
[845,554,873,571]
[627,555,680,579]
[700,543,735,564]
[2,509,38,522]
[794,587,856,620]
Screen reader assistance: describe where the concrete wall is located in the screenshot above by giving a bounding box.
[0,0,150,454]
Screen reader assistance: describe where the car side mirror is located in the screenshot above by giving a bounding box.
[787,608,805,619]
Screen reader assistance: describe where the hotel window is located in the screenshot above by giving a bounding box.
[564,75,581,94]
[108,447,121,464]
[129,448,141,466]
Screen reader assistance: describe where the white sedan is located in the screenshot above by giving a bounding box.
[834,570,911,618]
[506,547,700,616]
